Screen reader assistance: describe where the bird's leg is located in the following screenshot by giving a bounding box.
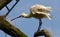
[37,19,42,32]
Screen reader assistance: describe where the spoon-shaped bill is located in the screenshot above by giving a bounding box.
[11,16,21,21]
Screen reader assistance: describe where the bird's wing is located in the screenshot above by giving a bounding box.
[32,10,49,15]
[35,11,47,14]
[37,6,52,13]
[36,12,52,20]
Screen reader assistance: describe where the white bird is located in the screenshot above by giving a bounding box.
[11,4,52,31]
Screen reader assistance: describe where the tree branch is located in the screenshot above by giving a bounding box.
[0,0,12,10]
[34,29,52,37]
[5,0,20,18]
[0,16,27,37]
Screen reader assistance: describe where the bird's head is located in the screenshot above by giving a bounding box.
[20,13,28,18]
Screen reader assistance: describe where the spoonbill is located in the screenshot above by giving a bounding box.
[11,4,52,31]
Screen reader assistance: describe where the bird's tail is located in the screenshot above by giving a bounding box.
[46,14,52,20]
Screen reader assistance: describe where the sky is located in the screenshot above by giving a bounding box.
[0,0,60,37]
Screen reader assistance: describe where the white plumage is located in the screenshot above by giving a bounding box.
[11,4,52,21]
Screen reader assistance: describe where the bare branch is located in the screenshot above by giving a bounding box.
[0,0,12,10]
[6,5,10,11]
[34,29,52,37]
[5,0,20,18]
[0,16,27,37]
